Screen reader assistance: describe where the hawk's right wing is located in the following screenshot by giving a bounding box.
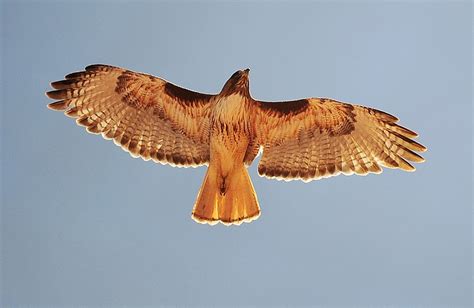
[47,64,215,167]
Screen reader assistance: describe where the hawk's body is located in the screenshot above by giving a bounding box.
[47,65,426,226]
[196,93,258,224]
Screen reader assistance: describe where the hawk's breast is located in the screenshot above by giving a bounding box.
[211,94,251,146]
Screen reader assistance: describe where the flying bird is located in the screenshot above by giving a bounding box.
[47,65,426,226]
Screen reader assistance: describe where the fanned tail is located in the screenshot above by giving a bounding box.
[192,164,260,226]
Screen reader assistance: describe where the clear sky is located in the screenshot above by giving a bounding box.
[1,1,472,307]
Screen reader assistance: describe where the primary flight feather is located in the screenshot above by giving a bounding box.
[47,64,426,226]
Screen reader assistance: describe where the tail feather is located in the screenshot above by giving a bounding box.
[192,165,260,226]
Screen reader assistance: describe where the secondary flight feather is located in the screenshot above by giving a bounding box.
[47,64,426,226]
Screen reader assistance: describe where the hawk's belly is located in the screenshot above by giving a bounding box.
[210,95,251,175]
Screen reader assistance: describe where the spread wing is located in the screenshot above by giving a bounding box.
[47,64,215,167]
[252,98,426,182]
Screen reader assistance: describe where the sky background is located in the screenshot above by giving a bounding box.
[1,1,472,307]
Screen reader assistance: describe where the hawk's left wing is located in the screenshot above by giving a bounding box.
[252,98,426,182]
[47,64,215,167]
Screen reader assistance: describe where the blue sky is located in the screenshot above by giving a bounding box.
[1,1,472,307]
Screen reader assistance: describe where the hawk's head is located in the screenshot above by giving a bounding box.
[221,69,250,97]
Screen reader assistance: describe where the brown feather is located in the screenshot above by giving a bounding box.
[253,97,426,181]
[46,64,216,167]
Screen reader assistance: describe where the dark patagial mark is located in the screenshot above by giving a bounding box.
[164,82,214,106]
[257,99,309,116]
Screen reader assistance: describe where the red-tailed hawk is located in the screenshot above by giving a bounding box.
[47,65,426,226]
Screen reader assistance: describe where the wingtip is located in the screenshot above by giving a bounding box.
[45,90,55,99]
[50,79,74,89]
[85,64,115,71]
[47,100,68,111]
[45,89,64,99]
[85,64,103,70]
[50,80,62,89]
[401,162,416,172]
[377,109,399,122]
